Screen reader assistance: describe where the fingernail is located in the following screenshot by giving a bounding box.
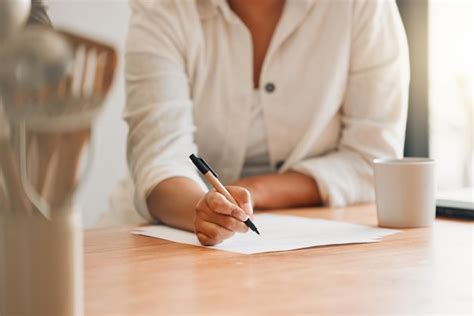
[242,202,253,215]
[232,209,248,222]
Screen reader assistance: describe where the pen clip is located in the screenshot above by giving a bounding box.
[199,157,219,178]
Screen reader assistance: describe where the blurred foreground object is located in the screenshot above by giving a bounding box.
[0,0,31,41]
[0,5,117,315]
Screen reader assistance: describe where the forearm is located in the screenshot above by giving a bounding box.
[146,177,206,232]
[231,171,322,209]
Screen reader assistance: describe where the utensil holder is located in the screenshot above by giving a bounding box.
[0,206,83,316]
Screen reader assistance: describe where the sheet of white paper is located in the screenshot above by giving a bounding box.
[132,214,400,254]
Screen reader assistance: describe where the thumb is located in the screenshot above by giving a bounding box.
[226,186,253,216]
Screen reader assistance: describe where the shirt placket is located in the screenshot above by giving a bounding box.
[258,1,314,173]
[218,14,253,183]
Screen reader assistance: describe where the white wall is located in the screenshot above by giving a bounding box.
[47,0,130,227]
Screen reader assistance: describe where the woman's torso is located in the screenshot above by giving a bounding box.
[183,0,351,184]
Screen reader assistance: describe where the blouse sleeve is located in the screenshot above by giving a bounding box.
[124,0,206,221]
[291,0,410,207]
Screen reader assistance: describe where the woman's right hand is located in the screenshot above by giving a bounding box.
[194,186,253,246]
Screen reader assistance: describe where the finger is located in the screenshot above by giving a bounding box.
[200,210,249,233]
[196,199,248,233]
[241,201,253,216]
[206,191,248,221]
[195,220,234,246]
[226,186,253,215]
[196,233,214,246]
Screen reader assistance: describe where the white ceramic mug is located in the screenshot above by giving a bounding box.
[373,158,436,228]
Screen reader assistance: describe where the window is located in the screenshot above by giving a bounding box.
[429,0,473,189]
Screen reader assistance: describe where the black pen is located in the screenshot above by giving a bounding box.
[189,154,260,235]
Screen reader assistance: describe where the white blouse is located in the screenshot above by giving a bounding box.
[123,0,410,221]
[241,90,272,178]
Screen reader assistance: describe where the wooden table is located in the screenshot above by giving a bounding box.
[84,204,473,315]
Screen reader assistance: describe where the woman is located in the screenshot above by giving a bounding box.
[125,0,409,245]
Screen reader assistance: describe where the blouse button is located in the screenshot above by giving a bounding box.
[265,82,275,93]
[275,160,285,170]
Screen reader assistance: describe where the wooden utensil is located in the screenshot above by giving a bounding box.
[0,28,117,218]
